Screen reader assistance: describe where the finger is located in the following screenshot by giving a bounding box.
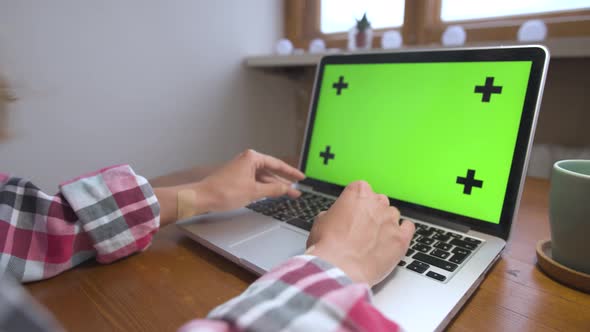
[399,219,416,242]
[375,205,399,228]
[376,194,389,206]
[256,153,305,182]
[341,180,372,199]
[257,171,290,185]
[286,187,302,198]
[388,206,401,224]
[257,170,295,186]
[257,172,277,184]
[257,172,301,198]
[357,180,372,197]
[257,181,290,198]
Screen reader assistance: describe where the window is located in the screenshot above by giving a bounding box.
[441,0,590,22]
[320,0,405,33]
[285,0,590,49]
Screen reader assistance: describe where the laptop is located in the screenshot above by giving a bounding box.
[178,45,549,331]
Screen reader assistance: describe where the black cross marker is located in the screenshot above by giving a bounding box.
[474,77,502,102]
[456,169,484,195]
[332,76,348,95]
[319,146,335,165]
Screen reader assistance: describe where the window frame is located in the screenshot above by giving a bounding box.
[285,0,590,49]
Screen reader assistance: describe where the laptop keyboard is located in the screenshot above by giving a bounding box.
[401,221,484,282]
[246,192,335,231]
[247,192,484,283]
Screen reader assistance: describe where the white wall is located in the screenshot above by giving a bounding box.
[0,0,296,190]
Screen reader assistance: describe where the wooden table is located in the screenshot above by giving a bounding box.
[25,166,590,331]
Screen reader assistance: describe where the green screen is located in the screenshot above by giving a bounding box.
[305,61,532,224]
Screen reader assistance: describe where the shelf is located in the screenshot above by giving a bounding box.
[244,37,590,68]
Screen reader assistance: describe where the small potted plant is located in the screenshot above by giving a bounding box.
[348,13,373,51]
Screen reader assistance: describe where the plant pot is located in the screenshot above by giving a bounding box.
[348,27,373,51]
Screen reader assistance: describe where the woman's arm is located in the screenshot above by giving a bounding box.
[1,150,305,282]
[2,181,409,332]
[0,165,160,282]
[154,149,306,225]
[179,180,413,332]
[180,255,400,332]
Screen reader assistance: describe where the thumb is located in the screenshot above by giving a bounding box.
[257,182,289,198]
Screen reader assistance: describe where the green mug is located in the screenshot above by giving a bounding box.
[548,159,590,275]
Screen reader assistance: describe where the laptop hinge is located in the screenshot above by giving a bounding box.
[404,211,471,233]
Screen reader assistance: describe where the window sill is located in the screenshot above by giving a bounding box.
[245,37,590,68]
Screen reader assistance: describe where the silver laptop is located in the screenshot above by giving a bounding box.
[178,46,549,331]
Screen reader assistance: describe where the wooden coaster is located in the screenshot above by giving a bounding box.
[536,239,590,293]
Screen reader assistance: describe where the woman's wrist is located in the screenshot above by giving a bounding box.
[153,187,178,226]
[153,182,218,226]
[307,243,370,285]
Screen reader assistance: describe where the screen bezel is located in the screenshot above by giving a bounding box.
[298,46,548,240]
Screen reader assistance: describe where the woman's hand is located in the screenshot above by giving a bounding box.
[306,181,415,286]
[154,149,305,226]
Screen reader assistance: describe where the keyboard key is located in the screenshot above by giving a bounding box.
[449,239,477,250]
[413,253,458,272]
[463,237,482,245]
[406,248,416,257]
[416,228,434,237]
[452,247,471,256]
[431,249,450,259]
[416,237,435,245]
[412,243,432,253]
[446,232,463,239]
[287,218,312,231]
[426,271,446,281]
[434,242,452,251]
[398,260,407,267]
[406,261,429,274]
[432,233,451,242]
[449,253,468,264]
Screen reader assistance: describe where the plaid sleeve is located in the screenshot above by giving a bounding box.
[178,255,399,332]
[0,165,160,282]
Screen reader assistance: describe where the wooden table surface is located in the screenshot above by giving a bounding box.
[25,166,590,332]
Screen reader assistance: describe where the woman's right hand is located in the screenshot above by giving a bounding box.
[306,181,415,286]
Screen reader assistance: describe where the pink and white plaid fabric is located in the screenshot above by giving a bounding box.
[0,166,400,331]
[0,165,160,282]
[180,255,399,332]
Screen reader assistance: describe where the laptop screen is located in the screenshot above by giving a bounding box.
[300,48,547,237]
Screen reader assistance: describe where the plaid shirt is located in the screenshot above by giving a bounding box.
[0,166,399,331]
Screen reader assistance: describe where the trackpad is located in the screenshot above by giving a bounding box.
[231,226,307,272]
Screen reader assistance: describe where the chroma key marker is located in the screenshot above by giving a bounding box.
[319,145,335,165]
[456,169,484,195]
[332,76,349,95]
[474,77,502,102]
